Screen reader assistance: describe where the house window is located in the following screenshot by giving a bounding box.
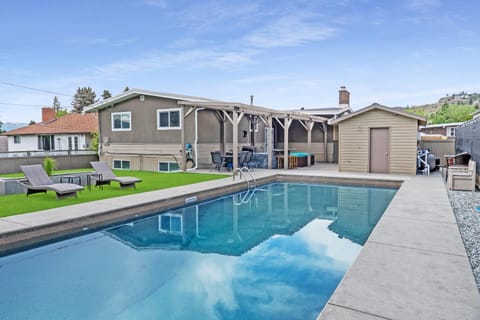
[159,213,183,234]
[447,127,455,137]
[37,135,55,151]
[68,137,79,151]
[13,136,21,144]
[112,112,131,131]
[113,160,131,170]
[157,108,181,129]
[159,161,180,172]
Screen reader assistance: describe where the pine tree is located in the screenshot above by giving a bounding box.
[71,87,98,113]
[53,96,61,112]
[101,89,112,100]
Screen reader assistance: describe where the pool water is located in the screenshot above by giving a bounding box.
[0,182,396,320]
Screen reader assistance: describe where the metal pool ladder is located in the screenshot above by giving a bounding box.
[233,167,257,205]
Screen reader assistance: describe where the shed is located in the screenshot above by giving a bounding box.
[329,103,426,175]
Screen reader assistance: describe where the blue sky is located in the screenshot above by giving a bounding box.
[1,0,479,123]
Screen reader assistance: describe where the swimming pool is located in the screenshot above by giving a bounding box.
[0,182,396,319]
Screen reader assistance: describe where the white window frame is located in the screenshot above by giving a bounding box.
[447,127,455,137]
[112,112,132,131]
[158,161,180,172]
[113,159,131,170]
[158,213,183,235]
[157,108,181,130]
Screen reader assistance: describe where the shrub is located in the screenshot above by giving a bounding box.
[43,157,57,176]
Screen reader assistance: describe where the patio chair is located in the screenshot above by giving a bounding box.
[238,151,250,168]
[19,164,84,199]
[210,151,226,171]
[448,160,476,192]
[90,161,142,189]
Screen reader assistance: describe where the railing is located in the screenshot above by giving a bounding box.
[0,149,97,158]
[232,167,257,205]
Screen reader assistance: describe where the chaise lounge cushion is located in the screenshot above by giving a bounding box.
[19,165,84,199]
[90,162,142,189]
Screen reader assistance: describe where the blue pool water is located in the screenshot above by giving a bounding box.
[0,182,396,320]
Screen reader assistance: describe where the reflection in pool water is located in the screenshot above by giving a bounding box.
[0,182,396,320]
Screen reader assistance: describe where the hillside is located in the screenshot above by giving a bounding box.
[399,91,480,124]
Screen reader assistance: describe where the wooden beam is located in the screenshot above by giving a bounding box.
[232,109,239,170]
[267,116,273,169]
[184,106,195,118]
[307,121,314,166]
[323,122,328,162]
[283,117,292,169]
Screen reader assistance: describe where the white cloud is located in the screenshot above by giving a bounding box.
[245,13,337,48]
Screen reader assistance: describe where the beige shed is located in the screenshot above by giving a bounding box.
[329,103,426,175]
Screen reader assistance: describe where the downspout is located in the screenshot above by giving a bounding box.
[187,107,205,171]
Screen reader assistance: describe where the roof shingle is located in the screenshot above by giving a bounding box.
[3,113,98,136]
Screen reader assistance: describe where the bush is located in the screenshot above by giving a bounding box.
[43,157,57,176]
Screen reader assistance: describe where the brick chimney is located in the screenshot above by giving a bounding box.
[339,86,350,106]
[42,107,56,122]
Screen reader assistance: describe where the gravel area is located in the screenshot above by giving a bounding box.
[447,187,480,290]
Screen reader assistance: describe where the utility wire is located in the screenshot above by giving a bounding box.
[0,102,45,107]
[0,80,73,97]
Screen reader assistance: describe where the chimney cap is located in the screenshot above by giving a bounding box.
[340,86,347,90]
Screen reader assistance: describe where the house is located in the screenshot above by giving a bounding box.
[3,108,98,152]
[84,89,327,172]
[418,122,463,141]
[329,103,426,175]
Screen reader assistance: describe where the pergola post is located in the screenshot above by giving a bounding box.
[307,121,314,166]
[323,122,328,162]
[283,117,292,169]
[232,108,241,170]
[267,116,273,169]
[180,105,186,171]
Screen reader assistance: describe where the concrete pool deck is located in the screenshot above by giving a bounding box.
[1,166,479,319]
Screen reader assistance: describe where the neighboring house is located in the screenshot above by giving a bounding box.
[3,108,98,152]
[418,122,463,141]
[0,136,7,152]
[84,89,327,172]
[329,103,426,175]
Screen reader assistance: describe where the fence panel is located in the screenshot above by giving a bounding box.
[0,151,98,174]
[419,141,455,166]
[455,118,480,186]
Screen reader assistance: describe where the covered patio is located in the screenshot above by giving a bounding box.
[178,100,328,171]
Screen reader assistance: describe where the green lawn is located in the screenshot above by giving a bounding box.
[0,170,229,217]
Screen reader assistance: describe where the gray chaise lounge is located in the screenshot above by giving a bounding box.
[90,161,142,189]
[19,164,84,199]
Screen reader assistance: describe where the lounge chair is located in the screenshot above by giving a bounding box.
[90,161,141,189]
[19,164,84,199]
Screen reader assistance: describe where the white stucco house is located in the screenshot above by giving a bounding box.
[3,108,98,153]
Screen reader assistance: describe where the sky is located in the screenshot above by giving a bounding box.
[1,0,479,123]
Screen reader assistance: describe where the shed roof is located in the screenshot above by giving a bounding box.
[3,113,98,136]
[328,103,426,125]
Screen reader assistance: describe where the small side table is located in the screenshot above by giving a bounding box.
[86,173,103,191]
[59,175,81,185]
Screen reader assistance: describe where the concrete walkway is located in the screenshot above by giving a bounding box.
[1,168,479,319]
[319,174,480,320]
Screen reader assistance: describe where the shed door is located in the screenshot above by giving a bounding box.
[369,128,389,173]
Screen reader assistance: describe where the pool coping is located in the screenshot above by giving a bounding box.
[1,170,479,319]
